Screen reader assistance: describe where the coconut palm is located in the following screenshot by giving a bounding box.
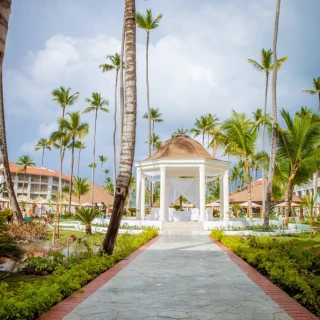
[104,177,114,195]
[230,165,242,192]
[231,203,241,218]
[34,138,51,196]
[248,48,287,220]
[143,108,163,153]
[83,92,109,202]
[206,113,219,157]
[146,133,162,152]
[98,155,108,186]
[76,207,101,234]
[74,140,86,177]
[16,155,36,196]
[100,53,121,191]
[0,1,23,222]
[58,112,89,210]
[72,177,90,204]
[190,115,210,146]
[171,127,188,138]
[89,162,97,169]
[52,87,79,119]
[103,0,137,254]
[136,9,163,157]
[218,111,260,218]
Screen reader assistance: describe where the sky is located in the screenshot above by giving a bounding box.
[4,0,320,183]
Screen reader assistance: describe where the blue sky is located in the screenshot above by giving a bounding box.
[4,0,320,183]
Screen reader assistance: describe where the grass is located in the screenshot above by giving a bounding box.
[276,233,320,253]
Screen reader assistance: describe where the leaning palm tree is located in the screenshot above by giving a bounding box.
[0,0,23,222]
[136,9,163,157]
[103,0,137,254]
[143,108,163,153]
[76,207,101,234]
[72,177,90,204]
[16,155,36,196]
[98,155,108,186]
[52,87,79,119]
[83,92,109,202]
[74,140,86,177]
[34,138,51,196]
[100,53,121,190]
[58,112,89,210]
[265,0,282,228]
[248,48,287,219]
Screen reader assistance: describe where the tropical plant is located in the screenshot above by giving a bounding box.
[98,155,108,186]
[301,193,317,235]
[52,87,79,119]
[58,112,89,209]
[231,203,241,217]
[74,140,86,177]
[171,127,188,138]
[76,207,101,234]
[265,0,282,227]
[248,48,287,220]
[103,0,137,254]
[72,177,90,204]
[136,9,163,157]
[190,115,210,146]
[83,92,109,202]
[89,162,97,169]
[104,177,114,195]
[207,178,220,201]
[100,53,121,192]
[143,108,163,153]
[0,0,23,223]
[230,165,242,193]
[206,113,220,157]
[16,155,36,195]
[34,138,51,196]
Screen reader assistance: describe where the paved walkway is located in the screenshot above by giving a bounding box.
[63,233,294,320]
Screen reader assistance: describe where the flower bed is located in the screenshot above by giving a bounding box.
[0,228,158,320]
[211,230,320,317]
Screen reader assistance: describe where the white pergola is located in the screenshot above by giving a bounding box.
[135,157,230,222]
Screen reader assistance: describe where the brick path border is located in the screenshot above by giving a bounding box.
[38,235,161,320]
[210,236,318,320]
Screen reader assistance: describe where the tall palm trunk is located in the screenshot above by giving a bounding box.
[261,71,269,219]
[103,0,137,255]
[245,158,253,219]
[113,69,119,197]
[265,0,281,228]
[313,93,320,216]
[68,138,75,211]
[284,171,295,229]
[0,2,23,222]
[23,170,26,195]
[77,148,81,177]
[119,11,125,157]
[39,147,44,196]
[146,30,151,157]
[91,109,98,203]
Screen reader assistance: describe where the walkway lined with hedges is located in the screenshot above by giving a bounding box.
[47,233,313,320]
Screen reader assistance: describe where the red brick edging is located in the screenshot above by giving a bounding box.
[210,236,318,320]
[38,235,161,320]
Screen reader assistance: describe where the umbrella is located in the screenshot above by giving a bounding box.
[81,202,95,207]
[0,197,9,202]
[17,195,34,203]
[275,202,300,207]
[33,196,44,203]
[36,198,56,205]
[182,202,194,208]
[206,201,220,207]
[239,202,261,208]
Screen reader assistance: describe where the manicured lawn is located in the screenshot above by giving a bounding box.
[276,233,320,253]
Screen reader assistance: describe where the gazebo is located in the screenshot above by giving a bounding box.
[134,134,230,222]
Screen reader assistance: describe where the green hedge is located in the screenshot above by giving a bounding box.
[211,230,320,317]
[0,228,158,320]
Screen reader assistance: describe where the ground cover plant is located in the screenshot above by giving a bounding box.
[0,228,158,319]
[211,230,320,317]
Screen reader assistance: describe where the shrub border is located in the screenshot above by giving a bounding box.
[209,235,318,320]
[38,235,161,320]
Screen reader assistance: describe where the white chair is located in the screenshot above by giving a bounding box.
[168,208,175,221]
[205,208,213,221]
[191,208,199,221]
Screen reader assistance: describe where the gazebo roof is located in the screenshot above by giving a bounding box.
[146,134,215,161]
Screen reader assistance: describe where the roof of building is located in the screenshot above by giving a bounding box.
[71,182,114,207]
[229,184,302,203]
[146,134,215,161]
[0,165,71,181]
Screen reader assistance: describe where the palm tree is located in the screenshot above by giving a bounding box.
[190,115,210,146]
[248,49,287,220]
[206,113,219,157]
[74,140,86,177]
[136,9,163,157]
[58,112,89,210]
[277,109,320,229]
[104,177,114,195]
[76,207,101,234]
[171,127,188,138]
[100,53,121,191]
[83,92,109,202]
[52,87,79,119]
[230,165,242,192]
[103,0,137,255]
[98,155,108,186]
[34,138,51,196]
[16,155,36,196]
[0,0,23,222]
[72,177,90,204]
[217,111,260,218]
[231,203,241,218]
[143,108,163,153]
[265,0,282,228]
[146,133,162,152]
[89,162,97,169]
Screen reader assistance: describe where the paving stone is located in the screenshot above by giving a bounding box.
[158,310,191,319]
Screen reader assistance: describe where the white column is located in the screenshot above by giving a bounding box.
[199,166,206,222]
[160,166,166,221]
[141,175,146,220]
[135,168,141,219]
[220,170,229,220]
